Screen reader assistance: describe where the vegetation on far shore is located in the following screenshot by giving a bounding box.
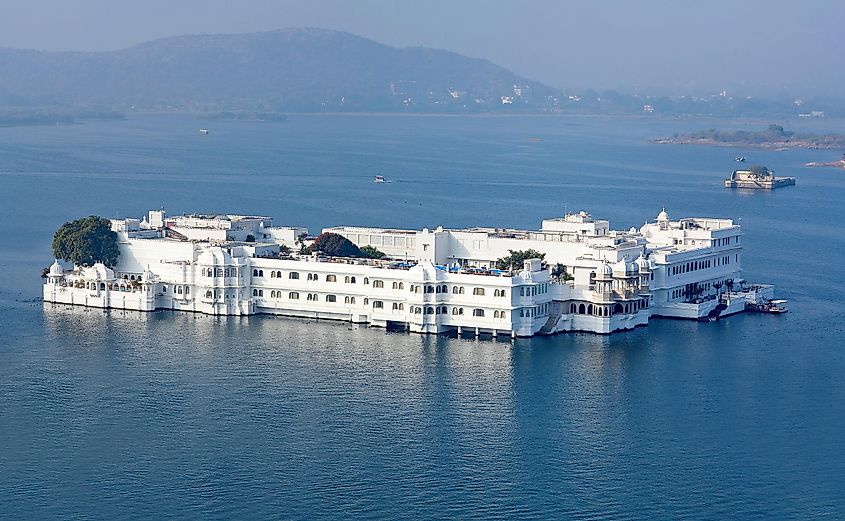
[653,124,845,149]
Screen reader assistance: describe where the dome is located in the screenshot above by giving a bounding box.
[628,261,639,274]
[49,259,64,276]
[84,262,114,281]
[612,258,629,274]
[197,247,234,266]
[636,255,650,271]
[657,208,669,222]
[600,263,613,276]
[142,265,154,283]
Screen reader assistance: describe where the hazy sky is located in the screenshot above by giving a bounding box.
[1,0,842,96]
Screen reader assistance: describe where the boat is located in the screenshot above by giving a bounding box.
[735,156,746,162]
[374,175,385,183]
[746,299,788,314]
[199,129,209,135]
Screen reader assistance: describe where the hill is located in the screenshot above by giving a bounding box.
[0,28,557,112]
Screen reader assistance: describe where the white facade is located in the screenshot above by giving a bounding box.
[44,208,778,337]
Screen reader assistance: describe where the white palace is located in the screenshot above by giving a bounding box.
[43,208,775,337]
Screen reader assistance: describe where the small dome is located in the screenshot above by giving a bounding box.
[628,261,639,274]
[85,262,115,281]
[197,247,234,266]
[636,255,650,271]
[142,266,154,283]
[600,263,613,276]
[613,258,629,274]
[49,259,64,276]
[657,208,669,222]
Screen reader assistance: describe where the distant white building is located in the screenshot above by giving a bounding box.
[44,208,776,337]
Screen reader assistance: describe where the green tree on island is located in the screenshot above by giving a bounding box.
[494,249,546,270]
[360,245,386,259]
[52,216,119,267]
[309,232,364,257]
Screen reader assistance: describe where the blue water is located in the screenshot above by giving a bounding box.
[1,114,844,519]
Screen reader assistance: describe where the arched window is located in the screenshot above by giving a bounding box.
[253,269,258,276]
[258,270,263,277]
[472,308,485,317]
[289,272,299,279]
[364,278,369,285]
[270,271,276,278]
[435,285,441,293]
[587,304,593,315]
[326,294,336,303]
[493,310,500,318]
[398,303,404,310]
[459,307,464,315]
[206,290,212,298]
[393,302,399,310]
[452,286,459,294]
[185,286,190,295]
[398,282,404,290]
[326,274,337,282]
[373,280,383,288]
[459,287,465,295]
[392,282,399,289]
[579,304,586,314]
[425,286,434,293]
[452,307,459,315]
[473,288,485,296]
[614,303,623,314]
[364,298,369,305]
[252,289,259,296]
[425,306,433,314]
[441,285,448,293]
[373,301,384,309]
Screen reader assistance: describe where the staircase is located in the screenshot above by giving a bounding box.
[539,314,560,335]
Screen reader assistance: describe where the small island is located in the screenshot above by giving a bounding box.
[652,124,845,149]
[805,154,845,169]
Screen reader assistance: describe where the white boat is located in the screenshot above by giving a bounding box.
[374,175,385,183]
[746,299,788,314]
[199,129,209,135]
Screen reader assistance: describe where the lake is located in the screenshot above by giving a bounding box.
[1,114,844,519]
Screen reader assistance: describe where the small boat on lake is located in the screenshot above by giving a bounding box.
[374,175,385,183]
[735,156,746,162]
[199,129,209,135]
[746,299,788,314]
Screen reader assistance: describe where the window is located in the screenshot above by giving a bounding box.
[425,306,433,314]
[452,286,459,294]
[373,300,384,309]
[473,288,485,296]
[398,282,404,290]
[392,282,399,290]
[472,308,485,317]
[162,286,167,293]
[392,302,399,310]
[205,290,212,298]
[289,272,299,280]
[364,278,369,285]
[452,307,459,315]
[270,271,276,278]
[425,286,434,293]
[373,280,384,288]
[326,294,336,303]
[493,310,500,318]
[325,274,336,282]
[398,304,403,310]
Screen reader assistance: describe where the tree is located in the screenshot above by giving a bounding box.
[494,249,546,270]
[295,232,309,255]
[52,216,119,267]
[360,245,386,259]
[309,232,363,258]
